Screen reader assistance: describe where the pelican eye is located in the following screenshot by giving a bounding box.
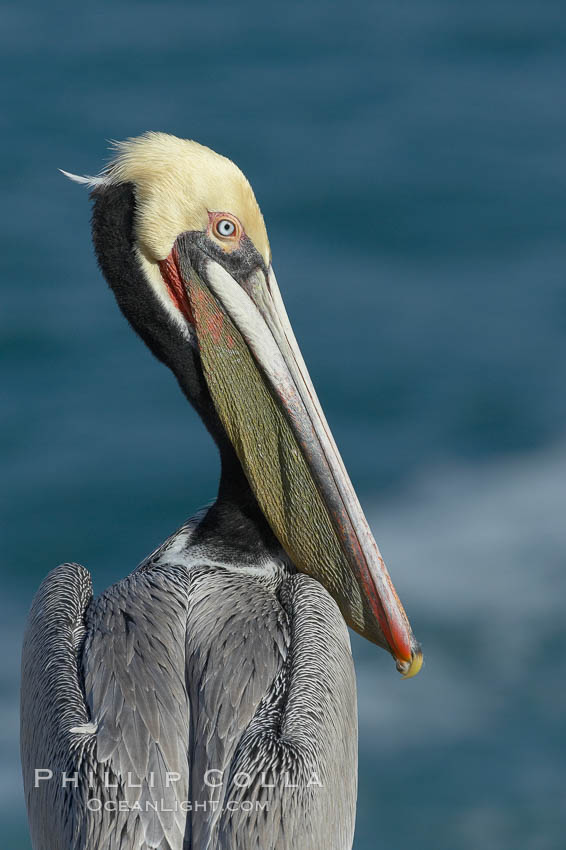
[216,218,236,237]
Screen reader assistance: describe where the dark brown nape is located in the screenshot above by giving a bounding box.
[90,181,225,435]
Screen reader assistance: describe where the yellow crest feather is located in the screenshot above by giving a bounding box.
[103,132,270,266]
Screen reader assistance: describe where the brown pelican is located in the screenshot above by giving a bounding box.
[21,132,422,850]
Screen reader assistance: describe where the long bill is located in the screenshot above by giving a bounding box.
[162,237,422,678]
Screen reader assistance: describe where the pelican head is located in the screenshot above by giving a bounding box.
[73,132,421,677]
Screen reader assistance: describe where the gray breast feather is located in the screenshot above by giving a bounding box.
[186,566,291,848]
[21,560,357,850]
[216,574,357,850]
[82,564,193,849]
[21,563,94,850]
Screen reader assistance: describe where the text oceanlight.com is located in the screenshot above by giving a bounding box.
[85,799,270,813]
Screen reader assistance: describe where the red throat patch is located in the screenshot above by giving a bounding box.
[158,249,235,350]
[158,250,195,325]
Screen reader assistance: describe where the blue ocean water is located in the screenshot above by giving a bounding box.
[1,1,565,847]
